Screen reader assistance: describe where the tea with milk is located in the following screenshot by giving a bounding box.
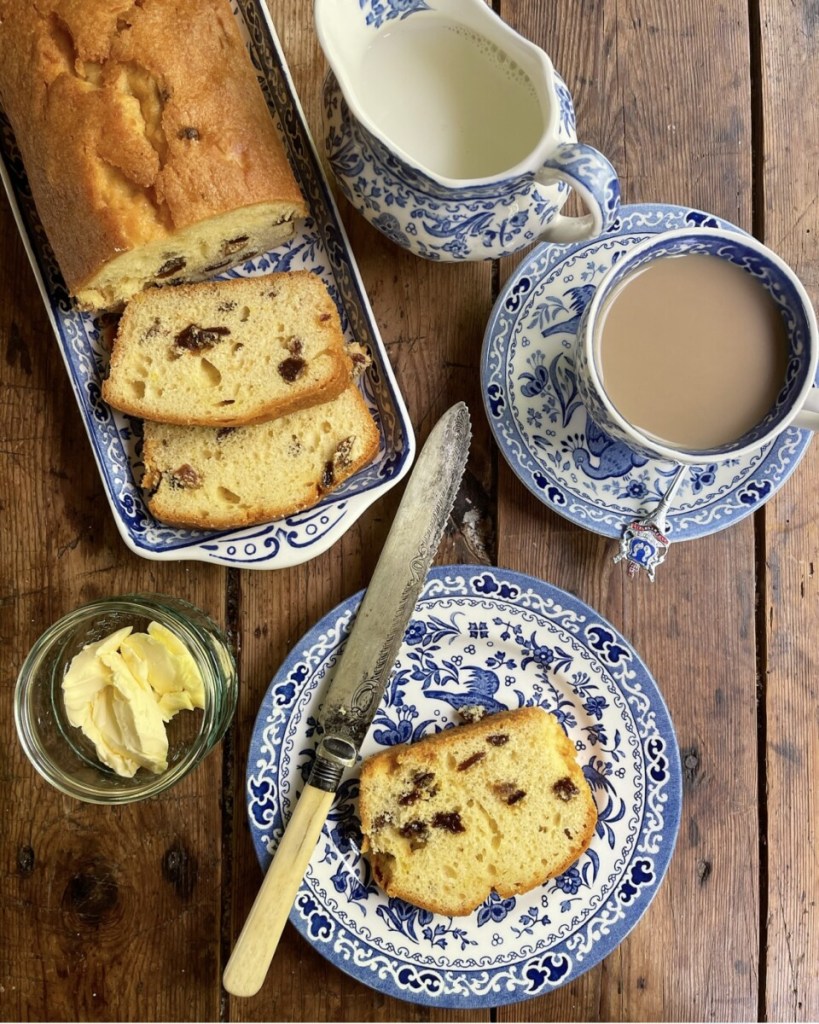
[598,253,789,450]
[358,18,544,179]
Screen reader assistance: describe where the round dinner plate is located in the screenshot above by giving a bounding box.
[482,202,815,540]
[246,566,682,1008]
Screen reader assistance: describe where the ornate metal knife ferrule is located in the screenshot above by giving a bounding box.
[310,736,358,792]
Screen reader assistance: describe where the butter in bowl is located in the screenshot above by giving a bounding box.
[14,595,237,803]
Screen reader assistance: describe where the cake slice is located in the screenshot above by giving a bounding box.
[141,385,379,529]
[103,272,356,426]
[358,706,597,916]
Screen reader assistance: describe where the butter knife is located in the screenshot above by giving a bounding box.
[223,402,471,998]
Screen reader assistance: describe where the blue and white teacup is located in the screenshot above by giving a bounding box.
[316,0,620,261]
[574,227,819,465]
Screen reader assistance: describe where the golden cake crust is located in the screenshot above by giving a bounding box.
[0,0,307,307]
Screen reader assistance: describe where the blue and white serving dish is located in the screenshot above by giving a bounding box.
[246,566,682,1008]
[0,0,414,570]
[482,203,816,540]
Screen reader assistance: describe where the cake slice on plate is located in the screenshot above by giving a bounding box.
[358,706,597,916]
[103,272,356,427]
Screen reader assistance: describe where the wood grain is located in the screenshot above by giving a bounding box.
[757,2,819,1019]
[1,0,818,1020]
[496,1,759,1020]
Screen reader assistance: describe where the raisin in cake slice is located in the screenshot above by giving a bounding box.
[103,272,358,427]
[359,706,597,917]
[141,384,379,529]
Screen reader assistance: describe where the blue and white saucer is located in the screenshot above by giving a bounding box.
[246,566,681,1008]
[482,203,815,540]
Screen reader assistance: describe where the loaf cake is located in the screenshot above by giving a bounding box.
[358,706,597,916]
[0,0,307,310]
[141,385,380,529]
[103,272,357,426]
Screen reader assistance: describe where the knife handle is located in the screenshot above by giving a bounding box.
[222,783,335,998]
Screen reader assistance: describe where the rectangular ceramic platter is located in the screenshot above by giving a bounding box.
[0,0,414,569]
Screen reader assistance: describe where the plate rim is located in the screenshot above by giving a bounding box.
[245,563,683,1008]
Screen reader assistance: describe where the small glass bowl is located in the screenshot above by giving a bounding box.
[14,594,238,804]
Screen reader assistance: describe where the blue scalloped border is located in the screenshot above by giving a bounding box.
[245,566,682,1007]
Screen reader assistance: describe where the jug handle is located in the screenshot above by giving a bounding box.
[534,142,621,244]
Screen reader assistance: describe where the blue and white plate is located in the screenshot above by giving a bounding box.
[246,566,681,1008]
[0,0,413,569]
[482,203,815,540]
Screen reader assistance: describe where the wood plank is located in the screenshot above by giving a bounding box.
[0,201,227,1018]
[226,4,494,1020]
[757,1,819,1018]
[496,1,759,1020]
[12,0,818,1018]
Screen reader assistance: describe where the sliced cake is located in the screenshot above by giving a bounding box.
[358,706,597,916]
[141,385,379,529]
[103,272,356,426]
[0,0,308,310]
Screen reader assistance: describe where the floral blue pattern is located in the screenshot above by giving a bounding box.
[481,203,816,541]
[323,67,618,261]
[246,566,682,1008]
[0,0,414,569]
[358,0,431,28]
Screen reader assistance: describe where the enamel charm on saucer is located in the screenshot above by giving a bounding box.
[613,464,686,580]
[614,517,671,581]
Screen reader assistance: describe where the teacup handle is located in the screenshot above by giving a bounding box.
[534,142,621,244]
[793,386,819,431]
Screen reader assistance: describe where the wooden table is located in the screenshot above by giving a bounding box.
[2,1,817,1020]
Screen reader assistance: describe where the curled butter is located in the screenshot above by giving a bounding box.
[120,622,205,720]
[62,622,205,778]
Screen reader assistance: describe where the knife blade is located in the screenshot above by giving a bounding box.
[223,402,471,997]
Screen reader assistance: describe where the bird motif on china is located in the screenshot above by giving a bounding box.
[539,284,596,338]
[423,666,507,714]
[568,413,649,479]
